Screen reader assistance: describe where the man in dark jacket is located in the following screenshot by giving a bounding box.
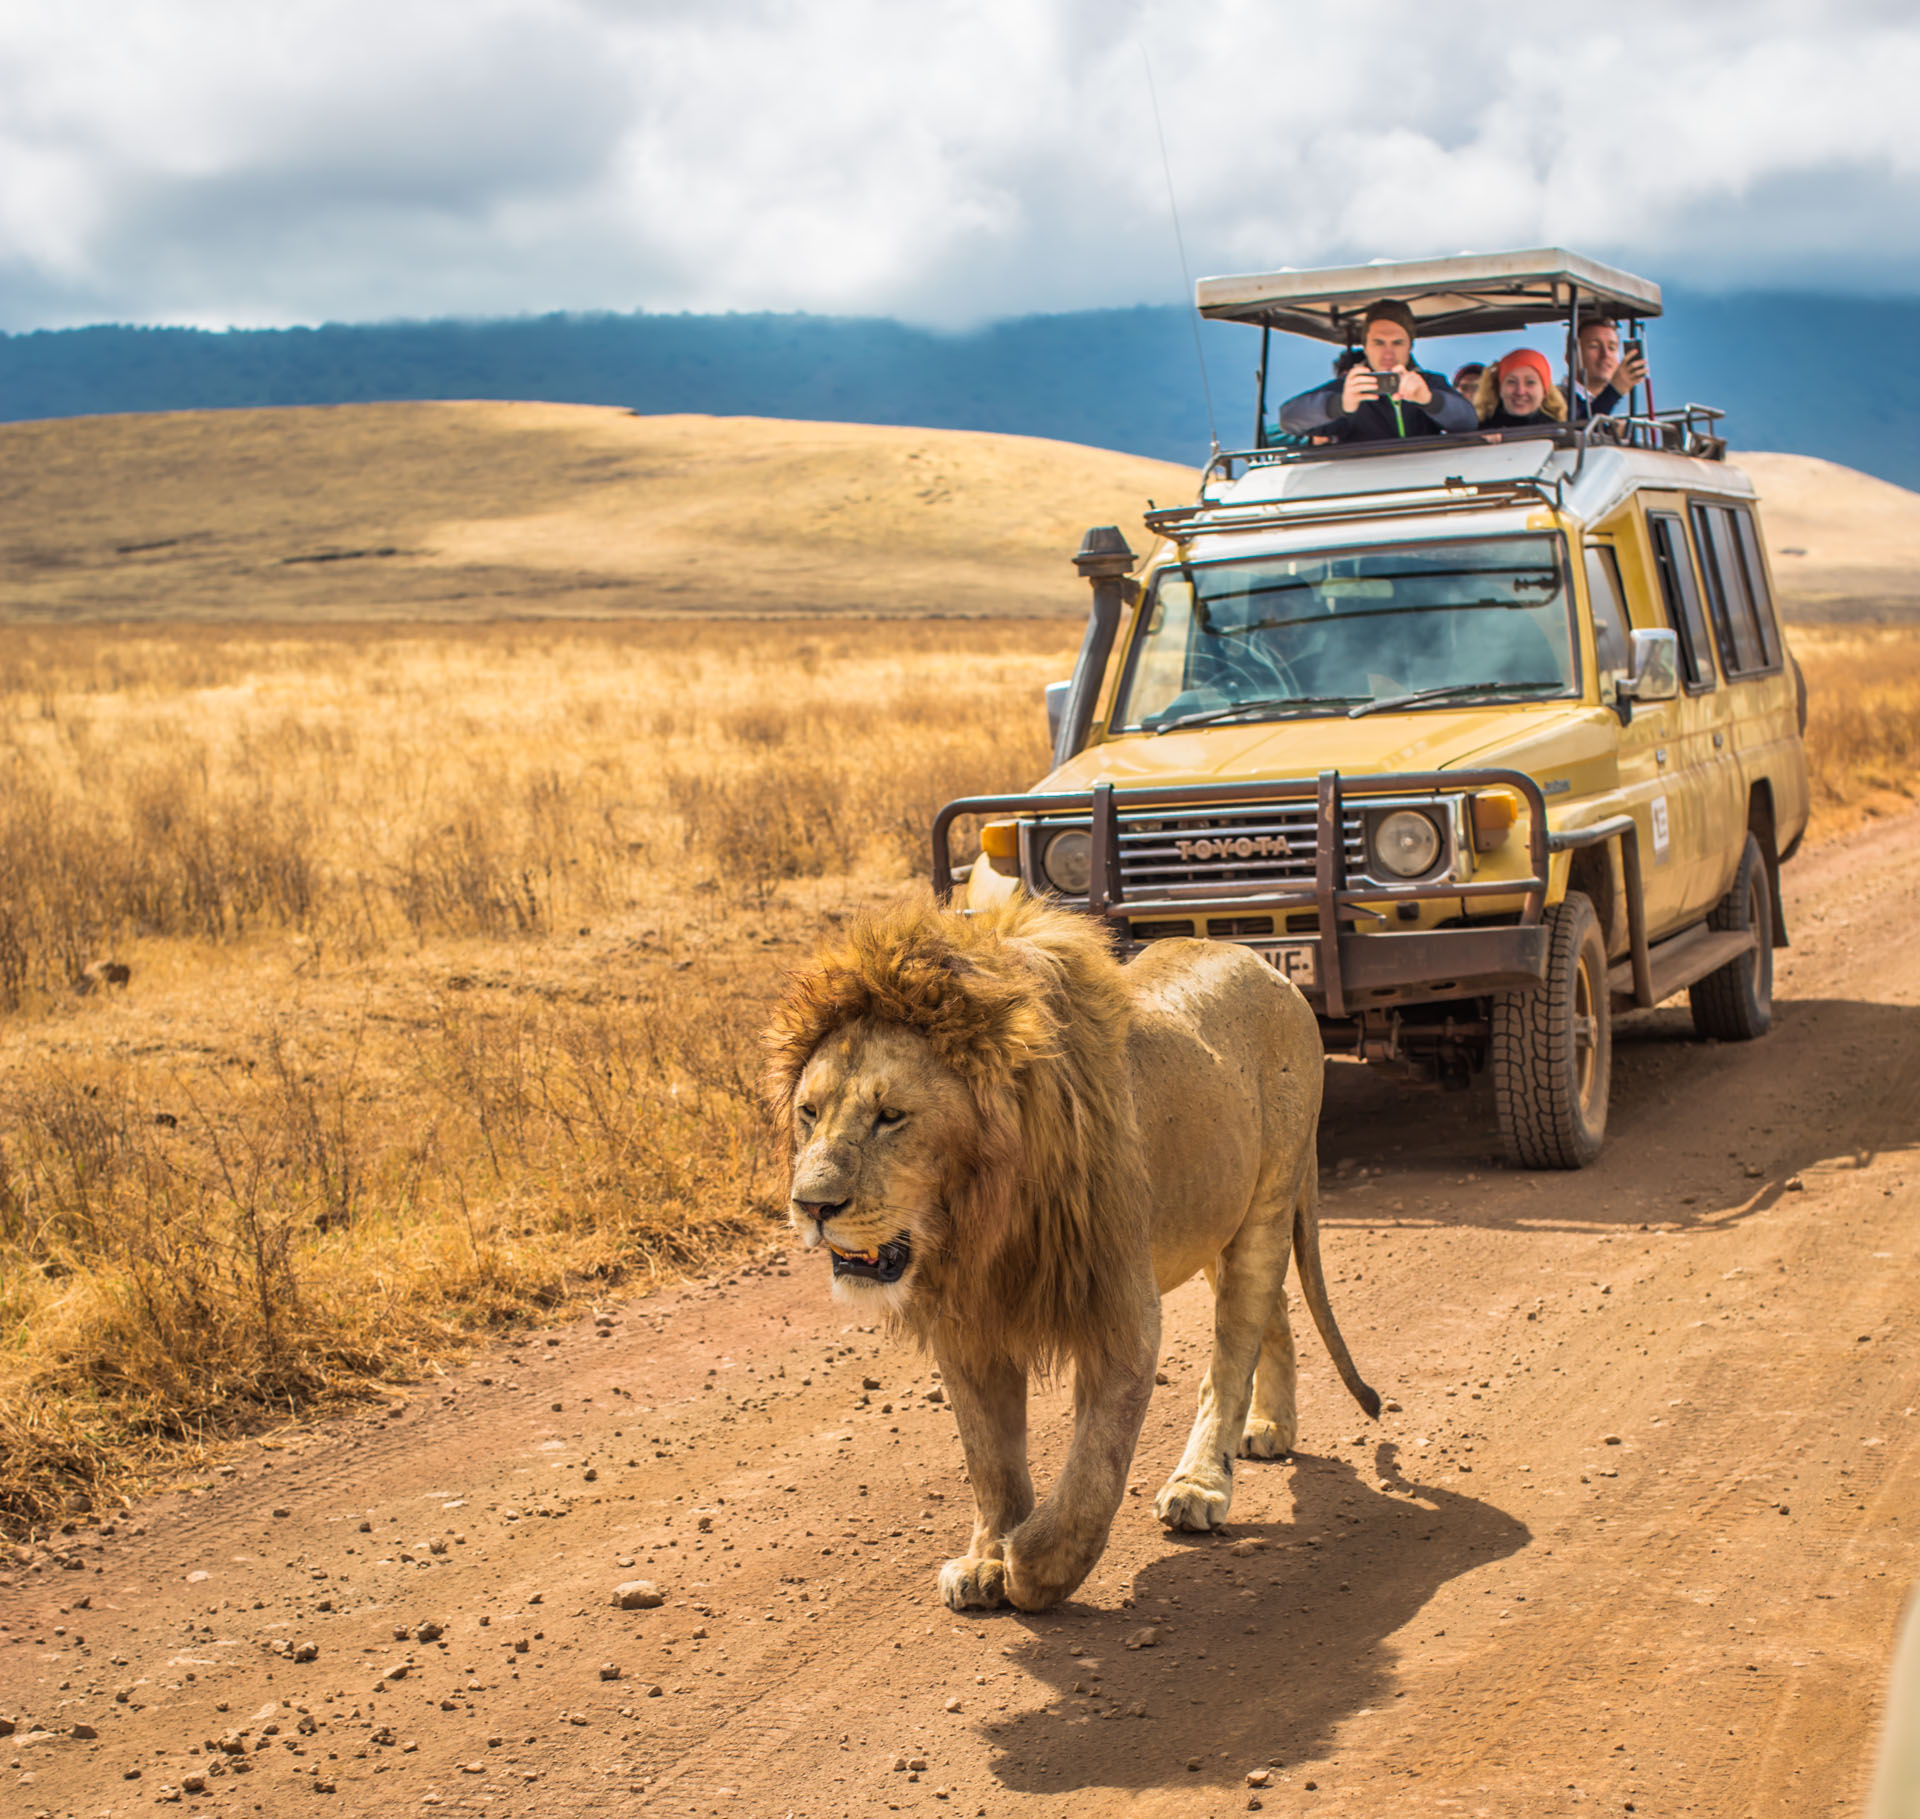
[1278,300,1477,443]
[1572,318,1649,420]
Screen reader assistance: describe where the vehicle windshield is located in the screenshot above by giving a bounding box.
[1115,533,1578,731]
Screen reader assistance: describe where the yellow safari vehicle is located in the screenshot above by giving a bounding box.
[935,250,1809,1168]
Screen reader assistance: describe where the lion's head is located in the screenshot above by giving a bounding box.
[763,895,1148,1369]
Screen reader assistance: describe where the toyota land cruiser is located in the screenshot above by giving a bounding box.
[934,250,1810,1168]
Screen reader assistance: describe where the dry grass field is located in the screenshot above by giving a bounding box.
[3,614,1915,1541]
[3,404,1918,1545]
[0,617,1077,1536]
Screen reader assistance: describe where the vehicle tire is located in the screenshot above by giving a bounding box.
[1689,833,1774,1041]
[1493,893,1611,1169]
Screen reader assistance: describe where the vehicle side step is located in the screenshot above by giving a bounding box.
[1609,921,1756,1012]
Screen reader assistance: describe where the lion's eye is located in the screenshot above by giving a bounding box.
[797,1103,818,1125]
[874,1107,905,1129]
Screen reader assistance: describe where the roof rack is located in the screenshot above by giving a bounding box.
[1140,404,1733,544]
[1142,469,1563,542]
[1196,247,1661,342]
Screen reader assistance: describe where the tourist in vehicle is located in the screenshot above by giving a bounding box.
[1452,360,1486,395]
[1573,318,1649,418]
[1472,348,1569,429]
[1278,300,1477,443]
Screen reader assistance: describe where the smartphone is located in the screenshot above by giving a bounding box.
[1623,339,1645,364]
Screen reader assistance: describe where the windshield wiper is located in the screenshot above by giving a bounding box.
[1153,694,1367,734]
[1347,679,1565,719]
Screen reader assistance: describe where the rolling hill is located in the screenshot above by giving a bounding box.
[1,402,1913,624]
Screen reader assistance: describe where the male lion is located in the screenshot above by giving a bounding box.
[764,895,1379,1613]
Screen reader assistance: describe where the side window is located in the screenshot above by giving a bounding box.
[1647,511,1717,691]
[1583,543,1630,673]
[1730,507,1784,669]
[1690,500,1774,677]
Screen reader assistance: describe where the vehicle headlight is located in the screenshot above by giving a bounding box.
[1370,809,1443,879]
[1041,828,1092,895]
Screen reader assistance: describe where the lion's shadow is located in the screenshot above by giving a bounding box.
[977,1444,1527,1796]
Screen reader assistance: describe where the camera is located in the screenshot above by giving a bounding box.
[1373,370,1401,397]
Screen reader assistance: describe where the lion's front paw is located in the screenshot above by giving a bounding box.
[939,1555,1010,1611]
[1154,1474,1232,1532]
[1239,1415,1295,1460]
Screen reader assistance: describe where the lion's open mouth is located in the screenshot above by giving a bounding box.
[827,1235,912,1284]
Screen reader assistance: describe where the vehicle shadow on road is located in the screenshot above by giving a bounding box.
[1313,995,1920,1233]
[978,1443,1527,1798]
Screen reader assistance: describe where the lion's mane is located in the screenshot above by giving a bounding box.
[764,895,1151,1376]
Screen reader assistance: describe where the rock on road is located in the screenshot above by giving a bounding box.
[5,813,1918,1819]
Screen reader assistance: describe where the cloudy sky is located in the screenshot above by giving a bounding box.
[3,0,1918,333]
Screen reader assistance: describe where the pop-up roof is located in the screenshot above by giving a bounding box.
[1195,247,1662,343]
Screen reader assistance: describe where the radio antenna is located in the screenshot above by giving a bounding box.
[1138,44,1219,456]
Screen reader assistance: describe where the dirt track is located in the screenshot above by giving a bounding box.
[5,813,1917,1819]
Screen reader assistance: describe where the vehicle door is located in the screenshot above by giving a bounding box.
[1686,494,1808,861]
[1582,526,1689,945]
[1627,495,1746,925]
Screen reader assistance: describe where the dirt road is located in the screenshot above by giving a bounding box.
[6,813,1917,1819]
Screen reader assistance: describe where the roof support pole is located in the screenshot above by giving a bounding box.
[1255,325,1271,450]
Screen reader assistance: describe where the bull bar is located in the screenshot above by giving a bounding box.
[932,768,1558,1020]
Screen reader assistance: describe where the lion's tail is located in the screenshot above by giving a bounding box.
[1292,1165,1383,1420]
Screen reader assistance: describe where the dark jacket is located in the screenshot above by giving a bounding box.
[1479,405,1563,430]
[1279,366,1478,442]
[1570,380,1626,421]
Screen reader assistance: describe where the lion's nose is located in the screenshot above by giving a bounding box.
[794,1199,849,1225]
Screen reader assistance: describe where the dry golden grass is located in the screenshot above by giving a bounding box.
[4,400,1918,1541]
[1794,624,1920,831]
[0,618,1076,1537]
[3,615,1915,1537]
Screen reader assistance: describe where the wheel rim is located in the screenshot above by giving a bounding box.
[1573,943,1602,1116]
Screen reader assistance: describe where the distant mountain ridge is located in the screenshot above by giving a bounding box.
[4,290,1917,489]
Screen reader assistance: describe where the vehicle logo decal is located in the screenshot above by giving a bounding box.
[1651,794,1671,860]
[1174,834,1297,861]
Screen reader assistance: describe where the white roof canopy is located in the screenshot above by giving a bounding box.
[1195,248,1662,342]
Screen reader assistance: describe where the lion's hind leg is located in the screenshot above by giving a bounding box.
[1239,1294,1299,1460]
[1155,1217,1290,1532]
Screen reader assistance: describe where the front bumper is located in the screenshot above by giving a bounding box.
[931,767,1553,1018]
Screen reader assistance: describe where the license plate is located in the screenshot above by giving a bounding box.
[1265,942,1319,988]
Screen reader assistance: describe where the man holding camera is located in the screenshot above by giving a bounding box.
[1278,299,1477,443]
[1573,318,1650,419]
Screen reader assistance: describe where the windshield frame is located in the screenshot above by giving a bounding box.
[1110,529,1583,735]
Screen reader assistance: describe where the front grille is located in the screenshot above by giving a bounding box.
[1130,919,1195,941]
[1117,802,1367,898]
[1207,916,1274,938]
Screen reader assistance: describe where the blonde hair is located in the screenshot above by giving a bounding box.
[1474,364,1568,424]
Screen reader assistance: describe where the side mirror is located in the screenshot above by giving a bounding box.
[1045,680,1072,750]
[1618,628,1679,704]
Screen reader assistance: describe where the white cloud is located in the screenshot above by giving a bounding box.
[0,0,1916,331]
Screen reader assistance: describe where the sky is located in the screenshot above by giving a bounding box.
[3,0,1919,334]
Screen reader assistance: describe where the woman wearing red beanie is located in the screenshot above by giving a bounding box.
[1472,348,1569,430]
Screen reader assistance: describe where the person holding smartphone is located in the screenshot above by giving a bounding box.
[1278,299,1477,443]
[1573,318,1650,419]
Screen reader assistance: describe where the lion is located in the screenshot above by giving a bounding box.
[763,894,1380,1613]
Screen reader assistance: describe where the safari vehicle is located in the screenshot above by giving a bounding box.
[933,250,1810,1168]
